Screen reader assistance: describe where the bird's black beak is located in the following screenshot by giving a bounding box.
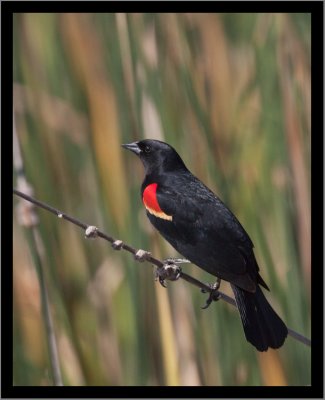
[121,142,141,155]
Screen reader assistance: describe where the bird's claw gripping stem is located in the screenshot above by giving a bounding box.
[201,278,222,309]
[155,261,182,288]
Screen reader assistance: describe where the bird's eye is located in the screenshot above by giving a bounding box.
[144,145,151,153]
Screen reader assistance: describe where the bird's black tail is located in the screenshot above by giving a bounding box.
[231,284,288,351]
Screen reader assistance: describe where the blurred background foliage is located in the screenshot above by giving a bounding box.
[13,13,311,386]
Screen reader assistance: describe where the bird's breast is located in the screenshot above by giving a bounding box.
[142,183,173,221]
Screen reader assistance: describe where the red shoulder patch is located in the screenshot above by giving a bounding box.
[143,183,162,212]
[142,183,173,221]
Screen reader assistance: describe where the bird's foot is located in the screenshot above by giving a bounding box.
[201,278,222,309]
[155,259,182,288]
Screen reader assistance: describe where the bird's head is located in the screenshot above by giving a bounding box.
[122,139,187,175]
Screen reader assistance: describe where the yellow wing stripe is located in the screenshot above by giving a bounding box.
[145,205,173,221]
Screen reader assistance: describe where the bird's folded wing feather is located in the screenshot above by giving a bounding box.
[156,182,255,279]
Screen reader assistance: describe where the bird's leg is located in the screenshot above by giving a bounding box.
[155,258,188,288]
[201,277,222,309]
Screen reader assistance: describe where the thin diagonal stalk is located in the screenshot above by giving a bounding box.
[13,189,311,349]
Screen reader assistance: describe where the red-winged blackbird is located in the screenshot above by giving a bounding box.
[122,139,288,351]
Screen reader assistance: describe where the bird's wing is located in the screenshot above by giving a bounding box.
[205,197,254,249]
[156,178,253,249]
[155,184,205,225]
[155,180,257,286]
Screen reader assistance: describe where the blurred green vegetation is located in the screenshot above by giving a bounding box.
[13,13,310,386]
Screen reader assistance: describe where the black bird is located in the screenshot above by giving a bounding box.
[122,139,288,351]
